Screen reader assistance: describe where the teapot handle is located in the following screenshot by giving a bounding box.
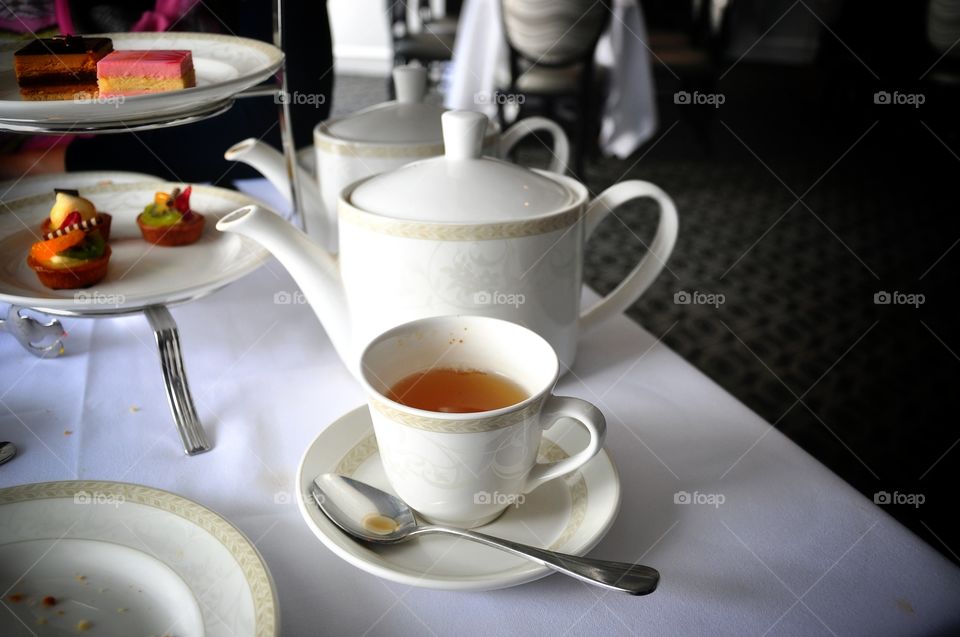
[580,181,679,331]
[499,117,570,174]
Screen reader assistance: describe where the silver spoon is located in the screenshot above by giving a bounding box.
[311,474,659,595]
[0,441,16,466]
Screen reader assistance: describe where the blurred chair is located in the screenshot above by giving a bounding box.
[390,0,460,71]
[649,0,729,155]
[498,0,611,175]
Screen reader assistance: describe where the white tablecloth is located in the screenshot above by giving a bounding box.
[2,180,959,636]
[444,0,658,159]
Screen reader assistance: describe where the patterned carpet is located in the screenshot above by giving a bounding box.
[328,70,960,564]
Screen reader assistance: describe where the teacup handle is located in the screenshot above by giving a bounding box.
[580,181,679,331]
[523,395,606,493]
[499,117,571,174]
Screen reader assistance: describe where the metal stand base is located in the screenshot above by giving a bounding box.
[144,306,211,456]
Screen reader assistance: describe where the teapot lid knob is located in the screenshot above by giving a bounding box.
[442,110,487,160]
[393,65,427,104]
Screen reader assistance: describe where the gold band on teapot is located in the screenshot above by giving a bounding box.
[338,202,583,241]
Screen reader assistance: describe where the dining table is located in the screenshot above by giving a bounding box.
[444,0,659,159]
[1,178,959,636]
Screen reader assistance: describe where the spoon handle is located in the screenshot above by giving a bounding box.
[422,526,659,595]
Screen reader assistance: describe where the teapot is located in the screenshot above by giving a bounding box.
[225,66,570,252]
[217,111,678,379]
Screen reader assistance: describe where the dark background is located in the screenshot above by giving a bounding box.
[572,0,960,566]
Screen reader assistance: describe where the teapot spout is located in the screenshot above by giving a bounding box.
[224,138,336,252]
[216,205,354,375]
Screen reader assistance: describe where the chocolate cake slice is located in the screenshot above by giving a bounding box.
[14,35,113,101]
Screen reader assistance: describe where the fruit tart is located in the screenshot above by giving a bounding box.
[26,227,111,290]
[41,189,112,242]
[137,186,205,246]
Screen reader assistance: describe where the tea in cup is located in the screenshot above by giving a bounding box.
[359,315,606,528]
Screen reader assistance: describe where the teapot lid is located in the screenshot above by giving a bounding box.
[323,66,446,144]
[348,111,576,221]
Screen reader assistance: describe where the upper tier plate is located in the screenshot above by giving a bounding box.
[0,32,283,128]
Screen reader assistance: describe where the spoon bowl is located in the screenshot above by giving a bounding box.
[311,473,416,544]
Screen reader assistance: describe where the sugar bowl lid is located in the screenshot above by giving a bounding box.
[348,111,577,222]
[322,66,447,145]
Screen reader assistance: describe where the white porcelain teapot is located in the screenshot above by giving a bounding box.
[217,111,678,379]
[225,66,570,252]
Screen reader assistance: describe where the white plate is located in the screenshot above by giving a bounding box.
[0,539,206,635]
[0,181,271,315]
[0,32,283,125]
[0,481,278,636]
[0,170,163,200]
[296,406,622,592]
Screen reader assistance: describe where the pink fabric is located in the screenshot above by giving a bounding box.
[131,0,196,32]
[0,0,56,32]
[20,135,85,151]
[53,0,75,34]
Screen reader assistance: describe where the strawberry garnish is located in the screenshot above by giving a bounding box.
[173,186,193,220]
[58,211,82,230]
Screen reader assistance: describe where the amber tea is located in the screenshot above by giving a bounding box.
[386,367,528,413]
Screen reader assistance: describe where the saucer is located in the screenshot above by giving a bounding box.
[295,406,621,592]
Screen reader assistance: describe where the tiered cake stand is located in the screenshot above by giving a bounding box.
[0,13,309,456]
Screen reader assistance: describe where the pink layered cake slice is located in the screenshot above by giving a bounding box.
[97,50,196,97]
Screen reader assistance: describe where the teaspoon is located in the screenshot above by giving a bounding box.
[311,473,659,595]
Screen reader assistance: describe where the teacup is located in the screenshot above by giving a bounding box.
[359,315,606,528]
